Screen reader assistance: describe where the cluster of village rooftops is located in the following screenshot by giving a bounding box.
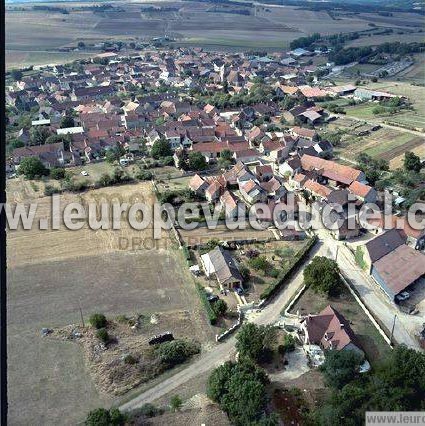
[6,46,424,309]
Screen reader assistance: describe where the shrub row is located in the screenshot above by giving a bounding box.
[260,236,318,300]
[181,244,191,265]
[195,282,218,325]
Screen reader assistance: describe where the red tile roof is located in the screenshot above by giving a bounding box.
[189,174,207,191]
[292,127,317,139]
[348,181,373,198]
[303,179,332,198]
[301,155,362,184]
[304,305,360,351]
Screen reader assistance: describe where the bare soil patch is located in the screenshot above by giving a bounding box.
[48,312,201,396]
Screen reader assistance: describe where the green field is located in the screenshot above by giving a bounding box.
[329,116,424,168]
[342,81,425,131]
[344,104,380,119]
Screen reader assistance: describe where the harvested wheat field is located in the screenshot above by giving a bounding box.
[7,182,213,425]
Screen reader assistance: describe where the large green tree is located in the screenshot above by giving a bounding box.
[304,256,342,296]
[18,157,48,179]
[404,151,422,173]
[207,359,271,426]
[151,138,173,159]
[60,115,75,129]
[29,126,51,145]
[236,323,277,362]
[316,345,425,425]
[218,149,233,169]
[11,69,23,81]
[188,151,207,171]
[320,349,363,389]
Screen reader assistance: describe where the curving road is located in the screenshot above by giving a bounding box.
[119,235,421,412]
[119,241,324,411]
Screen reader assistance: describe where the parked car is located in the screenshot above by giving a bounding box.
[208,295,219,303]
[235,287,244,296]
[396,291,410,302]
[81,170,89,176]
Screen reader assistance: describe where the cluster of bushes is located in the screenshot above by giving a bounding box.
[372,152,424,209]
[61,179,91,193]
[95,168,133,188]
[85,408,126,426]
[44,184,62,196]
[289,32,320,50]
[248,255,279,278]
[199,81,275,109]
[315,346,425,424]
[195,282,218,325]
[89,313,110,344]
[372,97,407,116]
[354,246,367,270]
[156,188,196,205]
[356,152,389,185]
[199,238,221,255]
[134,169,153,181]
[324,103,346,114]
[181,244,192,265]
[328,46,373,66]
[175,149,207,171]
[260,236,317,300]
[130,402,163,420]
[156,339,200,368]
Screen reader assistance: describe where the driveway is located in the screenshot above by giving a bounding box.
[268,347,309,382]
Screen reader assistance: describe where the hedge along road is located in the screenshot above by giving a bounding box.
[119,240,324,412]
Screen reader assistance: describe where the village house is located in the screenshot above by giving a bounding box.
[300,155,366,187]
[254,164,273,182]
[201,246,243,289]
[239,179,267,204]
[365,213,425,250]
[220,190,244,218]
[300,305,364,357]
[291,127,318,141]
[348,181,377,204]
[189,174,209,197]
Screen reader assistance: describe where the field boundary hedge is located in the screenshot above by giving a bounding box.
[195,282,218,325]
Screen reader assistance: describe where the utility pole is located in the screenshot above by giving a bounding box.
[78,300,85,328]
[390,314,397,346]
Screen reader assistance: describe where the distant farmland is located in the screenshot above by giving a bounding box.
[5,0,413,68]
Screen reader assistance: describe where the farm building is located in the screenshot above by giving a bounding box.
[364,229,425,301]
[371,245,425,302]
